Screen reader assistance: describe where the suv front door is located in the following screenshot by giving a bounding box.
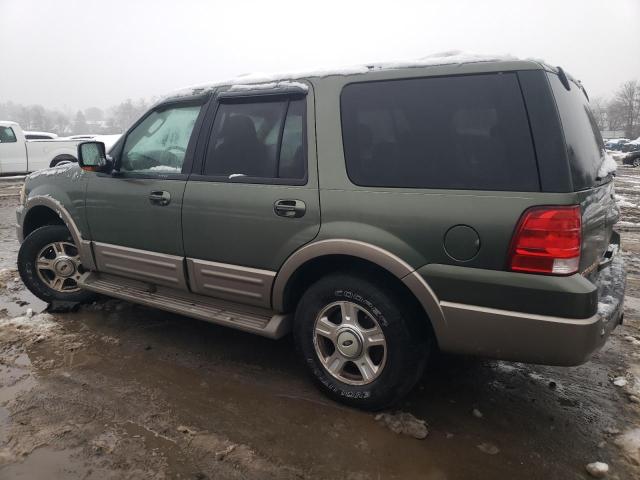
[85,99,206,289]
[182,89,320,307]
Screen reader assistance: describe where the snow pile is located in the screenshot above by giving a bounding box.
[585,462,609,478]
[598,295,618,318]
[375,411,428,439]
[597,151,618,179]
[612,376,628,387]
[614,428,640,465]
[477,442,500,455]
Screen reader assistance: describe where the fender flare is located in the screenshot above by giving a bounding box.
[271,239,446,338]
[21,196,95,270]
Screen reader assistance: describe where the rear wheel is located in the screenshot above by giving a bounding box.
[294,273,430,410]
[18,225,94,303]
[633,158,640,168]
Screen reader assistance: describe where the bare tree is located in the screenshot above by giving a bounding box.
[84,106,104,122]
[589,96,608,131]
[608,80,640,138]
[73,110,90,134]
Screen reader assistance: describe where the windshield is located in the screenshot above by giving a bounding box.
[547,72,607,190]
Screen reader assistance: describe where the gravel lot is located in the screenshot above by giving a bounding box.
[0,169,639,480]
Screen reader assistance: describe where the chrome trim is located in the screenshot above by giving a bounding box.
[93,242,187,289]
[187,258,275,308]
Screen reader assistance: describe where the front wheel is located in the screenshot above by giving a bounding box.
[18,225,95,303]
[294,273,430,410]
[633,158,640,168]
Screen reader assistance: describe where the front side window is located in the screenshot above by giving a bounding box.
[341,73,539,191]
[121,105,202,174]
[0,126,17,143]
[203,98,306,181]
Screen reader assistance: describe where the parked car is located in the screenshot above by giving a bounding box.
[623,150,640,167]
[16,57,626,410]
[23,130,58,140]
[0,121,80,174]
[0,121,121,175]
[605,138,629,151]
[621,139,640,153]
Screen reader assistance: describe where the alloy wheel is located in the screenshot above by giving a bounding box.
[35,241,83,293]
[313,301,387,385]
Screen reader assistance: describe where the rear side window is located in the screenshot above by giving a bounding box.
[203,98,306,181]
[341,73,539,191]
[0,126,17,143]
[546,73,606,190]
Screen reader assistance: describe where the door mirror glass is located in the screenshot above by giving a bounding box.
[78,141,110,172]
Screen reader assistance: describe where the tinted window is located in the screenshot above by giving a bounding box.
[25,134,54,140]
[547,73,606,190]
[341,73,539,191]
[121,105,201,174]
[0,126,17,143]
[204,99,305,181]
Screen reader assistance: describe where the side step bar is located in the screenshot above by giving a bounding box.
[78,272,291,339]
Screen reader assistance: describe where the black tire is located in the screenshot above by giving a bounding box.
[18,225,95,304]
[634,158,640,168]
[49,155,76,167]
[294,273,430,410]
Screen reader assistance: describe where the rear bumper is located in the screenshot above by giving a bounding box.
[420,249,626,366]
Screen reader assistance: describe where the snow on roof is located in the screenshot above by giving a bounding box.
[228,80,309,92]
[162,51,533,101]
[24,130,58,138]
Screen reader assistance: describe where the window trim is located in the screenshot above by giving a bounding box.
[338,71,541,192]
[112,95,210,181]
[193,94,309,186]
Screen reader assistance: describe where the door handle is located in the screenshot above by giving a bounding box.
[149,190,171,206]
[274,199,306,218]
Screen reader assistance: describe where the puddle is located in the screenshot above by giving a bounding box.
[0,447,90,479]
[0,353,36,405]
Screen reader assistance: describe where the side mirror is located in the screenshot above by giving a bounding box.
[78,141,112,173]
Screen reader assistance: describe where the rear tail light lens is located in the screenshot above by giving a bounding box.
[508,206,581,275]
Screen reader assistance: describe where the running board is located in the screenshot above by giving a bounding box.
[78,272,291,339]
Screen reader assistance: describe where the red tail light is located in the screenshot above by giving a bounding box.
[508,206,581,275]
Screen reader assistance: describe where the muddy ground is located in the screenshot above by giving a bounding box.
[0,168,639,480]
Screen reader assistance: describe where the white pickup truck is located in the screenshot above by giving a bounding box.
[0,121,120,175]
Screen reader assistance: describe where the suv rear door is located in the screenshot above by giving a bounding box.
[181,86,320,308]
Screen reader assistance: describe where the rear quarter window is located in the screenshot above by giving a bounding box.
[546,73,606,190]
[340,73,539,191]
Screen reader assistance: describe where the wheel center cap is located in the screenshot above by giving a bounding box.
[53,257,75,277]
[336,329,362,358]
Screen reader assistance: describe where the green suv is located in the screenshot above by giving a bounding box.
[16,57,626,410]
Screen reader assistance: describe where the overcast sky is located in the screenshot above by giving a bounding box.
[1,0,639,111]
